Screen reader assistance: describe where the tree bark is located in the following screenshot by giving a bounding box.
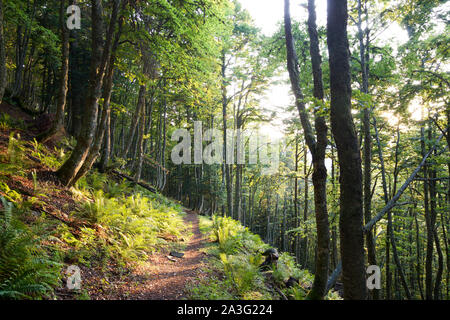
[356,0,378,300]
[327,0,366,300]
[326,130,447,295]
[0,0,6,103]
[421,126,433,300]
[38,0,70,143]
[221,51,233,218]
[57,0,119,187]
[386,126,412,299]
[285,0,330,297]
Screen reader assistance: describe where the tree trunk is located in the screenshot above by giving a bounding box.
[99,110,111,172]
[134,91,146,181]
[284,0,330,299]
[306,0,330,300]
[429,128,443,300]
[387,126,412,299]
[0,0,6,103]
[356,0,378,300]
[294,137,300,262]
[421,126,433,300]
[414,204,425,300]
[221,51,233,218]
[38,0,70,143]
[327,0,366,300]
[57,0,119,187]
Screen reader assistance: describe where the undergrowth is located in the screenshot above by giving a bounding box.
[0,133,187,299]
[0,197,62,299]
[69,178,186,265]
[188,215,341,300]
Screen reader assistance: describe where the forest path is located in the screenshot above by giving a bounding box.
[119,210,207,300]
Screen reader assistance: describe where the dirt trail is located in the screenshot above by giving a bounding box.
[118,211,206,300]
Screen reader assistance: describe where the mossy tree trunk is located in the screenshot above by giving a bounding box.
[327,0,366,300]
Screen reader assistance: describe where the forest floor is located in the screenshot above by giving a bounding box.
[127,210,207,300]
[98,210,207,300]
[0,102,209,300]
[59,210,208,300]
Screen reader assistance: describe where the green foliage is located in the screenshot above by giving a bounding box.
[189,215,336,300]
[272,252,312,286]
[198,215,214,235]
[0,133,30,178]
[58,224,109,267]
[212,215,244,255]
[30,139,67,170]
[187,274,235,300]
[70,173,186,265]
[0,182,23,203]
[105,179,132,198]
[188,215,271,299]
[0,113,12,130]
[0,198,62,299]
[219,253,268,297]
[7,132,25,164]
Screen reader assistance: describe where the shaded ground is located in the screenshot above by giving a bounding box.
[1,103,208,300]
[79,210,207,300]
[122,211,207,300]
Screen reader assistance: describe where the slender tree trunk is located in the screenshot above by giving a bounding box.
[303,146,309,269]
[330,144,338,271]
[306,0,330,299]
[284,0,330,299]
[99,110,111,172]
[294,137,300,262]
[327,0,366,300]
[387,126,412,299]
[356,0,378,300]
[133,86,146,181]
[414,204,425,300]
[38,0,70,143]
[221,52,233,218]
[12,1,35,99]
[429,128,443,300]
[0,0,6,103]
[421,126,433,300]
[120,84,145,163]
[441,203,449,300]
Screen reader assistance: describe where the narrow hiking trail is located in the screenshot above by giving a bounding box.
[129,211,207,300]
[83,210,207,300]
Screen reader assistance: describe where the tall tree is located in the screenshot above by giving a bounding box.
[284,0,330,300]
[326,0,366,300]
[57,0,120,187]
[38,0,70,143]
[0,0,6,103]
[356,0,378,300]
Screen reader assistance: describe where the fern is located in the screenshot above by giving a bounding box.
[70,180,186,264]
[0,198,61,300]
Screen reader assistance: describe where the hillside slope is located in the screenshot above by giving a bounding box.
[0,104,340,300]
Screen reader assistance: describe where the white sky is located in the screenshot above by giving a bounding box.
[238,0,327,138]
[239,0,328,36]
